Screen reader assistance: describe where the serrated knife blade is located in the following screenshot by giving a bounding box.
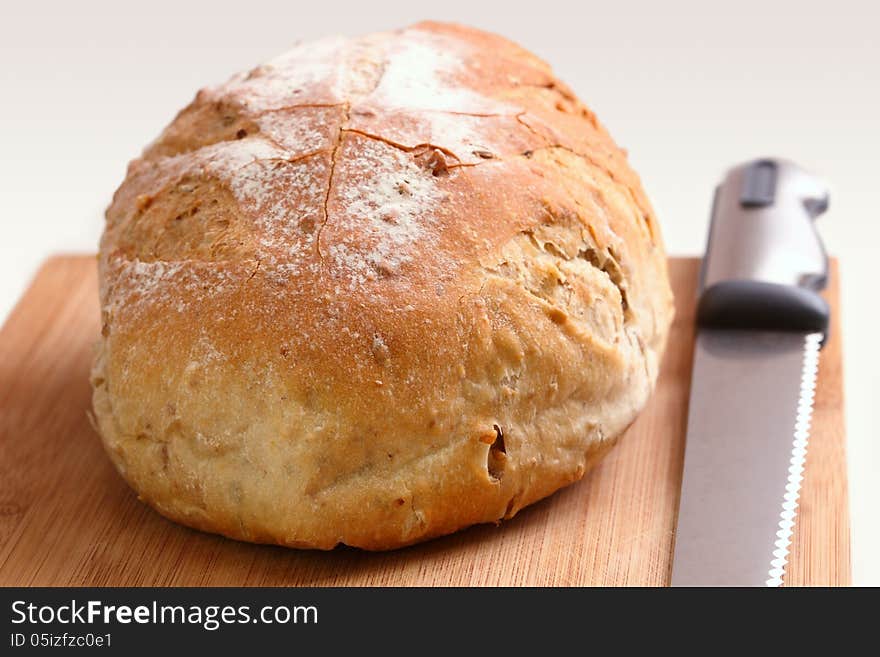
[671,330,821,586]
[670,159,830,587]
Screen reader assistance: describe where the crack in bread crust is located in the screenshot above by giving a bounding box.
[317,103,350,264]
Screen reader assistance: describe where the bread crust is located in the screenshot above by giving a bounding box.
[92,21,674,550]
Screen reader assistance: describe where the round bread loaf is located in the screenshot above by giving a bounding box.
[92,21,674,550]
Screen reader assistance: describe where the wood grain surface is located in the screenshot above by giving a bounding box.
[0,257,849,586]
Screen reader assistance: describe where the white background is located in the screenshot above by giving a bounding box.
[1,0,877,583]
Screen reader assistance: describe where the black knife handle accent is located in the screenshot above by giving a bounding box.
[698,158,830,338]
[697,281,829,333]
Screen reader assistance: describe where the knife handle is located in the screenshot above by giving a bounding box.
[698,158,830,336]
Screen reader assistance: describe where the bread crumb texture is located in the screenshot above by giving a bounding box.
[92,21,674,550]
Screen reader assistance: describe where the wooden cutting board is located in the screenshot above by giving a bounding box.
[0,257,849,586]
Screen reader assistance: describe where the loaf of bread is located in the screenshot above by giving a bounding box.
[92,21,674,550]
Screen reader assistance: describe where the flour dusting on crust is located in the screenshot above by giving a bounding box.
[254,110,334,156]
[217,37,349,110]
[327,138,444,287]
[225,155,328,263]
[369,39,492,113]
[106,260,241,318]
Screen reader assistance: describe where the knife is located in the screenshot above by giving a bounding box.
[671,158,830,587]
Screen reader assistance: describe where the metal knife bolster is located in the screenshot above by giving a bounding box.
[671,158,831,587]
[698,158,830,337]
